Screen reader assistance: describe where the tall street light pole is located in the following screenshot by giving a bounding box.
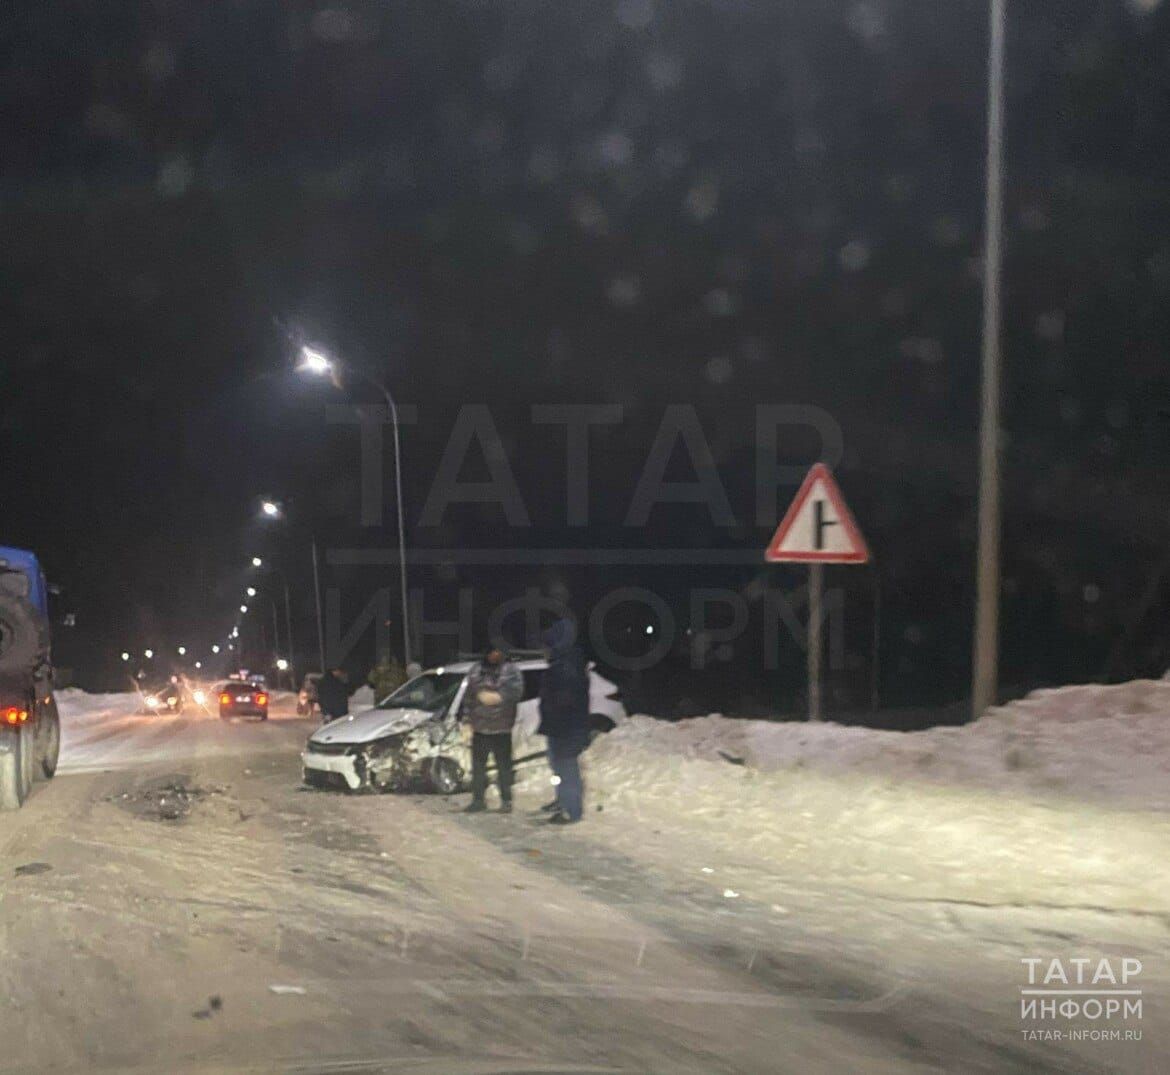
[258,506,323,675]
[298,347,414,669]
[972,0,1007,718]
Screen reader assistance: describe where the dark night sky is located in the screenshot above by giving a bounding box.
[2,1,1168,711]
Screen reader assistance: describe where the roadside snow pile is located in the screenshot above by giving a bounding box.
[590,679,1170,811]
[55,688,140,725]
[580,680,1170,911]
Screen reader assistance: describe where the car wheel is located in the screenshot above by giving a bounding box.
[36,696,60,779]
[424,756,463,795]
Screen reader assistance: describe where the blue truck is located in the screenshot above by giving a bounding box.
[0,547,61,809]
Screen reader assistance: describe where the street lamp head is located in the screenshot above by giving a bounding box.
[144,649,154,659]
[251,557,263,568]
[275,658,290,671]
[298,346,333,376]
[120,651,130,662]
[260,500,281,519]
[240,604,249,614]
[246,587,257,597]
[211,644,220,654]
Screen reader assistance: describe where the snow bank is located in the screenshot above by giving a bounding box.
[55,688,140,724]
[590,679,1170,811]
[569,680,1170,913]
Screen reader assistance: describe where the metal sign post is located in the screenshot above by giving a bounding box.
[765,464,869,722]
[807,562,824,722]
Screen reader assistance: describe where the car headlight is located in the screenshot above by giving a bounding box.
[192,690,207,705]
[145,696,160,708]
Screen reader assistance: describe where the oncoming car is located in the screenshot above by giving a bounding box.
[217,680,269,720]
[141,681,184,715]
[301,658,626,793]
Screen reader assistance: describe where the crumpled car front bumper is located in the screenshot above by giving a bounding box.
[301,749,362,790]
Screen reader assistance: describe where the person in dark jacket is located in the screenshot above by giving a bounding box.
[538,617,590,823]
[459,649,522,813]
[316,668,349,723]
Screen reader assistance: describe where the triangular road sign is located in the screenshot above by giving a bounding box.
[765,463,869,563]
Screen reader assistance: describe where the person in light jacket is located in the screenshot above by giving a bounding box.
[459,649,522,813]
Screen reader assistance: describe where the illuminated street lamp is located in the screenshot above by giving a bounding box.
[240,604,249,614]
[297,346,332,375]
[251,556,263,568]
[121,651,130,662]
[297,344,413,667]
[275,657,290,672]
[144,648,154,659]
[246,586,257,597]
[211,644,220,654]
[258,498,315,678]
[178,646,187,656]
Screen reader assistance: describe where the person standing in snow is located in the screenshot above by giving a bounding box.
[317,667,350,724]
[538,616,590,824]
[459,648,522,813]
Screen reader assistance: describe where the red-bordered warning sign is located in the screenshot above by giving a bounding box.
[765,463,869,564]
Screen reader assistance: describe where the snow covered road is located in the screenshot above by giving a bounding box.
[0,692,1161,1072]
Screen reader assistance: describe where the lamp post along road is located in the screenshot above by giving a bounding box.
[298,348,414,669]
[311,536,326,672]
[282,578,296,684]
[973,0,1007,718]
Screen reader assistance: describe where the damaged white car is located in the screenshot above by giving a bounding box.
[300,658,626,793]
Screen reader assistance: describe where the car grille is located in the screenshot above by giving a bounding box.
[307,741,354,756]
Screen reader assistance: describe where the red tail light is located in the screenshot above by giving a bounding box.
[219,693,232,706]
[256,693,268,706]
[3,706,29,725]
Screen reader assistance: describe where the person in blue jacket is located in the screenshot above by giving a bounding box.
[538,616,590,824]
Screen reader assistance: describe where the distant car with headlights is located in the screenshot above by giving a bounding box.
[217,680,269,720]
[301,658,625,793]
[141,681,184,715]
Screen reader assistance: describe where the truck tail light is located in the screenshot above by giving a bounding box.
[219,693,232,706]
[256,693,269,706]
[3,706,29,725]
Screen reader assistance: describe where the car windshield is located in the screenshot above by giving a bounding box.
[377,672,464,713]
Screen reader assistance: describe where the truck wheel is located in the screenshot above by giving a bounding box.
[18,720,34,797]
[0,596,49,678]
[36,696,60,779]
[0,725,28,810]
